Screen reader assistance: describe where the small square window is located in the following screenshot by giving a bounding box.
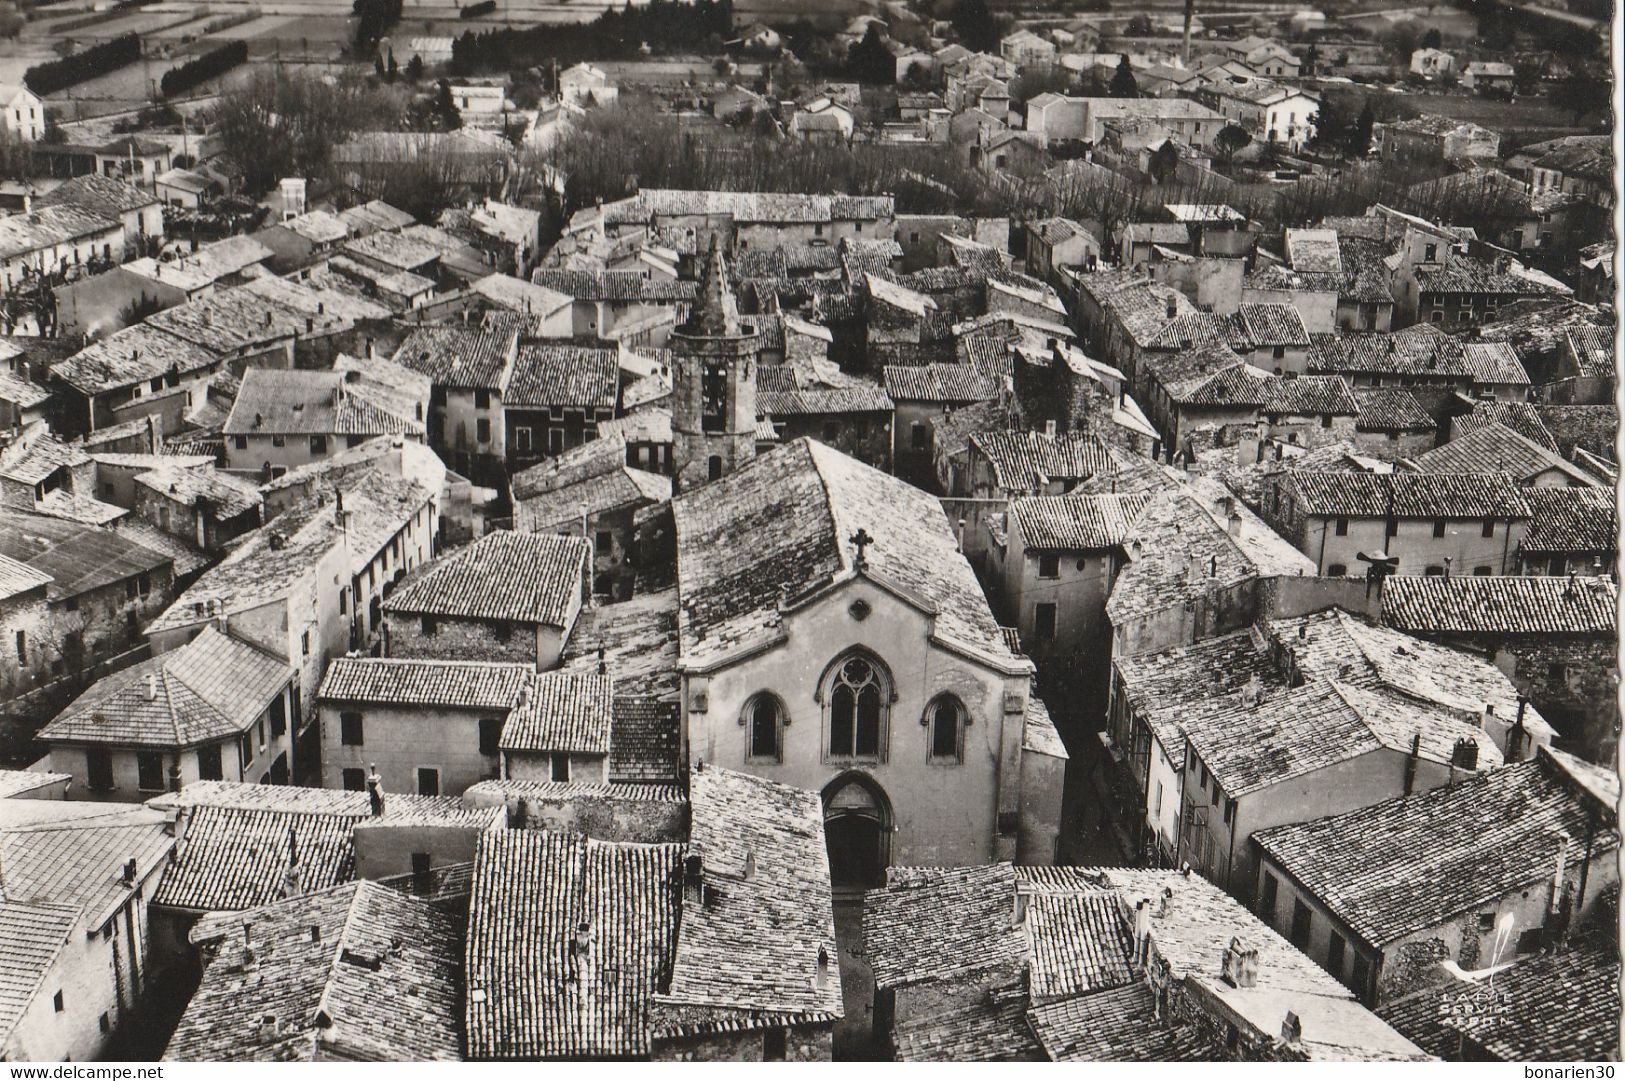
[342,767,366,791]
[552,754,571,782]
[416,767,440,796]
[1482,518,1495,537]
[1432,519,1447,538]
[421,616,437,635]
[340,712,364,746]
[1034,603,1057,640]
[1037,553,1060,579]
[479,717,503,756]
[1334,517,1348,536]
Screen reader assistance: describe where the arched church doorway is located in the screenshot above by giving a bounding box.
[822,772,892,889]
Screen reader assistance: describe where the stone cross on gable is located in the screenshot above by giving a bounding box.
[850,528,874,570]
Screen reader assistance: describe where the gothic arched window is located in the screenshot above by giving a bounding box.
[826,654,888,761]
[744,693,784,763]
[927,695,965,762]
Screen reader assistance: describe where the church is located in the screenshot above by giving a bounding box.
[662,238,1067,885]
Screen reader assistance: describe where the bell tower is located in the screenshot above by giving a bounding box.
[672,235,761,491]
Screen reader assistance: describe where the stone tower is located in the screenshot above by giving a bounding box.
[671,235,761,492]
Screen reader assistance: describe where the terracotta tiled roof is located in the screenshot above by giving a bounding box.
[147,779,499,826]
[1453,402,1556,449]
[1381,573,1617,636]
[38,627,290,749]
[152,805,357,911]
[391,325,518,390]
[1563,324,1615,378]
[500,671,612,755]
[319,657,533,710]
[1028,983,1223,1061]
[1026,889,1137,1001]
[558,588,680,703]
[464,830,684,1059]
[1254,748,1617,950]
[1354,389,1436,432]
[865,863,1024,989]
[653,765,842,1029]
[1259,374,1358,417]
[970,430,1120,492]
[514,466,670,534]
[1183,678,1501,798]
[672,439,1021,670]
[1096,869,1428,1060]
[164,882,462,1060]
[608,699,681,784]
[384,531,588,627]
[1378,930,1620,1061]
[894,991,1044,1061]
[0,903,77,1048]
[1235,302,1309,347]
[1410,424,1595,485]
[1009,493,1150,551]
[1519,487,1618,556]
[1285,470,1532,519]
[506,344,619,410]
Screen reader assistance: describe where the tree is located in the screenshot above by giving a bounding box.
[405,53,425,81]
[1351,102,1375,157]
[949,0,997,52]
[375,53,387,78]
[1214,123,1251,163]
[433,79,463,129]
[1420,27,1442,49]
[1512,57,1543,94]
[848,23,895,84]
[1124,14,1153,35]
[1108,54,1137,98]
[1382,23,1419,63]
[1551,68,1606,124]
[1310,99,1351,156]
[387,50,399,81]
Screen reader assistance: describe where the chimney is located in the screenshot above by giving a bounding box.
[335,489,346,530]
[1165,295,1177,319]
[1221,937,1258,988]
[1451,736,1479,771]
[1155,886,1172,918]
[256,1014,279,1043]
[683,853,705,905]
[743,848,756,880]
[365,336,375,359]
[122,857,138,887]
[1443,556,1452,579]
[814,945,832,991]
[1297,622,1306,641]
[264,310,273,328]
[1228,511,1243,537]
[1013,889,1028,927]
[241,924,258,971]
[1550,831,1571,913]
[145,674,158,701]
[1482,703,1495,729]
[366,765,384,816]
[1281,1010,1303,1046]
[572,921,595,996]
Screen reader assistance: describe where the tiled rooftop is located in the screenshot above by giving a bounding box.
[865,863,1025,989]
[0,512,172,602]
[1518,486,1618,556]
[319,657,534,710]
[165,882,462,1060]
[499,671,613,756]
[1285,470,1532,519]
[383,531,589,627]
[653,765,842,1030]
[672,439,1021,671]
[464,830,684,1059]
[1009,493,1150,551]
[1411,423,1597,486]
[38,626,289,749]
[1254,747,1617,949]
[1183,678,1500,798]
[1381,574,1617,636]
